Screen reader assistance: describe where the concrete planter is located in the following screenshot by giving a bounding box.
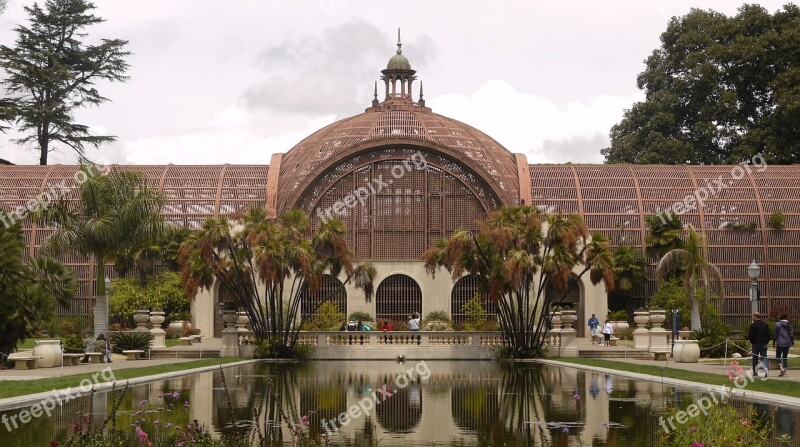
[560,311,577,330]
[680,340,700,363]
[611,321,629,334]
[222,311,238,329]
[672,340,685,362]
[149,311,165,327]
[33,339,63,368]
[633,312,649,328]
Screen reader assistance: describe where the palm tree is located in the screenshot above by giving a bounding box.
[36,167,166,296]
[178,208,376,356]
[422,205,616,357]
[0,223,77,357]
[655,224,724,331]
[645,212,684,260]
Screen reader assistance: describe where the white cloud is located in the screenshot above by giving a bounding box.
[428,80,644,163]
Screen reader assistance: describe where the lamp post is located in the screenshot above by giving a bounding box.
[748,260,760,315]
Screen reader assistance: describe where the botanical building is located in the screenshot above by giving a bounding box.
[1,41,799,336]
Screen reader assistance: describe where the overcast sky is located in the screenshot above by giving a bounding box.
[0,0,792,166]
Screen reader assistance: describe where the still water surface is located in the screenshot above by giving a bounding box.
[0,360,797,446]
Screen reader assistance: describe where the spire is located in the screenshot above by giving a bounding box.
[397,28,402,55]
[418,82,425,107]
[372,81,379,107]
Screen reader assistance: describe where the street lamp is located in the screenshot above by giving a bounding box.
[747,260,760,315]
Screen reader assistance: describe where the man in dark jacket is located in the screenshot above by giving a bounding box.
[748,312,771,377]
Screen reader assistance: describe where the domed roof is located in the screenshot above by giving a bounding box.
[277,105,521,212]
[387,53,411,70]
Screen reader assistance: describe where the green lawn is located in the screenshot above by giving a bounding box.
[0,357,244,399]
[165,339,182,348]
[551,358,800,398]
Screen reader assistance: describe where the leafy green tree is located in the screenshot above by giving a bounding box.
[0,222,77,357]
[655,224,724,331]
[179,208,376,356]
[115,225,192,284]
[461,292,488,331]
[108,271,191,322]
[612,245,647,293]
[423,206,616,357]
[36,167,165,297]
[304,301,346,331]
[603,4,800,164]
[0,0,129,165]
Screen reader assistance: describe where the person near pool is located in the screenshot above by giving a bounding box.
[748,312,770,377]
[602,319,613,347]
[774,313,794,377]
[588,314,600,344]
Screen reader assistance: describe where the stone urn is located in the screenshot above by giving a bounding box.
[633,312,650,329]
[236,311,250,330]
[551,312,562,330]
[680,340,700,363]
[672,340,685,362]
[149,311,166,328]
[611,321,630,334]
[33,339,63,368]
[560,310,577,331]
[133,309,150,331]
[649,310,666,329]
[222,311,238,329]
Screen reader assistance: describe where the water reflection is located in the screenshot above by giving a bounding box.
[0,360,797,446]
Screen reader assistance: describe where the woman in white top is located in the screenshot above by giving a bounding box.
[602,320,613,347]
[408,312,421,331]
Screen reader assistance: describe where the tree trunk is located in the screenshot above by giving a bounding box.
[690,298,702,331]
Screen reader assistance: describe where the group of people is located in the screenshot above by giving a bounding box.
[748,311,795,377]
[337,312,422,332]
[587,314,615,347]
[80,333,112,363]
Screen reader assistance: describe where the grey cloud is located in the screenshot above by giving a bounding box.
[537,133,607,164]
[244,18,437,116]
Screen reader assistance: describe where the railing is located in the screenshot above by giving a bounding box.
[297,331,506,347]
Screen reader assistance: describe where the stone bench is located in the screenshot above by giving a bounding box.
[9,356,43,370]
[650,348,671,361]
[84,352,106,363]
[179,337,194,346]
[190,335,203,344]
[608,337,619,346]
[122,350,145,360]
[62,354,85,366]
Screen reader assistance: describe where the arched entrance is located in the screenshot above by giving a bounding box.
[546,276,585,337]
[300,274,347,320]
[450,274,497,325]
[375,274,422,324]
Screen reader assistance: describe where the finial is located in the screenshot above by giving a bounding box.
[418,82,425,107]
[374,81,378,100]
[419,82,424,99]
[396,28,402,55]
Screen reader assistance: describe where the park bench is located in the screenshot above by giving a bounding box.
[179,337,194,346]
[650,348,671,361]
[84,352,106,363]
[190,335,203,344]
[62,354,85,366]
[8,356,43,370]
[122,350,145,360]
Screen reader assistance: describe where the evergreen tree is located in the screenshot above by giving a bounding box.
[0,0,129,165]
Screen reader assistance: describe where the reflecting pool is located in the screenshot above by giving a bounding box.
[0,360,797,446]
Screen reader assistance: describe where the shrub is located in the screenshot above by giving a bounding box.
[690,322,731,358]
[109,271,191,323]
[304,301,346,331]
[723,220,758,230]
[422,320,454,331]
[768,212,786,230]
[60,334,84,353]
[461,292,489,330]
[110,332,154,354]
[662,400,773,446]
[57,318,84,337]
[254,338,314,360]
[425,310,451,322]
[608,309,629,321]
[348,311,374,322]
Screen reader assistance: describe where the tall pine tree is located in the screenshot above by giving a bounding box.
[0,0,129,165]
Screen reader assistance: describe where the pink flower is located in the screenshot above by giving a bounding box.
[136,426,150,443]
[573,393,580,400]
[688,426,697,433]
[562,427,569,433]
[690,443,704,447]
[740,419,751,426]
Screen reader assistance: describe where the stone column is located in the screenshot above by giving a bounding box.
[648,310,670,358]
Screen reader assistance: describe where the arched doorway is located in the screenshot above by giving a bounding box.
[545,275,585,337]
[300,274,347,320]
[450,274,497,326]
[375,274,422,324]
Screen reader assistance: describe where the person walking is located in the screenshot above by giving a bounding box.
[588,314,600,344]
[602,319,613,347]
[774,313,794,377]
[748,312,770,377]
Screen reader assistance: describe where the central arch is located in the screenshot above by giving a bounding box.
[375,274,422,323]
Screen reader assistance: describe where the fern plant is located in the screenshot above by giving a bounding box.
[111,331,154,353]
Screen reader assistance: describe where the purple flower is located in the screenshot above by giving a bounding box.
[573,393,580,400]
[166,423,172,429]
[153,419,160,425]
[688,426,697,434]
[562,427,569,433]
[138,400,148,406]
[172,391,180,398]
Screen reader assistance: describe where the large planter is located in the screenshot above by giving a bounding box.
[611,321,630,334]
[169,320,191,334]
[236,311,250,330]
[633,312,649,328]
[560,310,577,331]
[551,312,562,329]
[672,340,685,362]
[649,311,666,329]
[33,339,63,368]
[680,340,700,363]
[222,311,238,329]
[149,311,165,327]
[133,309,150,332]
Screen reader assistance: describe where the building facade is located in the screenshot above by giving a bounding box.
[1,41,799,336]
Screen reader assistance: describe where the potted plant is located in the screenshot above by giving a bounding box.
[608,309,629,334]
[633,307,650,328]
[168,310,191,333]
